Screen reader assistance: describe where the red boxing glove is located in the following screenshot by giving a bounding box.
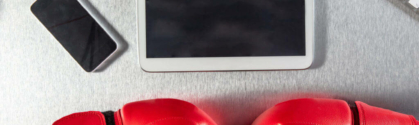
[53,99,217,125]
[356,101,419,125]
[252,98,353,125]
[253,98,419,125]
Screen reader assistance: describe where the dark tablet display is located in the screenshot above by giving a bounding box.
[146,0,305,58]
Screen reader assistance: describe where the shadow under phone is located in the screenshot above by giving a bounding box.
[388,0,419,22]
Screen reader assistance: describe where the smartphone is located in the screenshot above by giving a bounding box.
[31,0,123,72]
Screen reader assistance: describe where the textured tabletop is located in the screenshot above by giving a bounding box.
[1,0,419,125]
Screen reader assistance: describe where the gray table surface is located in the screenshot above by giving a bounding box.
[1,0,419,125]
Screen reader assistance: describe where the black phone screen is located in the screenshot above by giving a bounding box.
[146,0,306,58]
[31,0,117,72]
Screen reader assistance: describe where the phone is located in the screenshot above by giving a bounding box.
[31,0,123,72]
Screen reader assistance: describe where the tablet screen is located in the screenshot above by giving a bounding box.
[146,0,305,58]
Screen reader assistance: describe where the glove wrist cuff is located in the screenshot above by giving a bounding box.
[101,111,115,125]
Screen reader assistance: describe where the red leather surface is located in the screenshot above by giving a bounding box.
[114,111,123,125]
[252,98,352,125]
[118,99,217,125]
[356,101,418,125]
[52,111,106,125]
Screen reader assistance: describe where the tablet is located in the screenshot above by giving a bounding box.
[138,0,314,72]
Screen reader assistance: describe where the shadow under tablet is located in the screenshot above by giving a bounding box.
[310,0,328,69]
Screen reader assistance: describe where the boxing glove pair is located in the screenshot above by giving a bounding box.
[53,98,419,125]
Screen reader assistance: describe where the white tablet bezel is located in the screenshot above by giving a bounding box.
[138,0,314,72]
